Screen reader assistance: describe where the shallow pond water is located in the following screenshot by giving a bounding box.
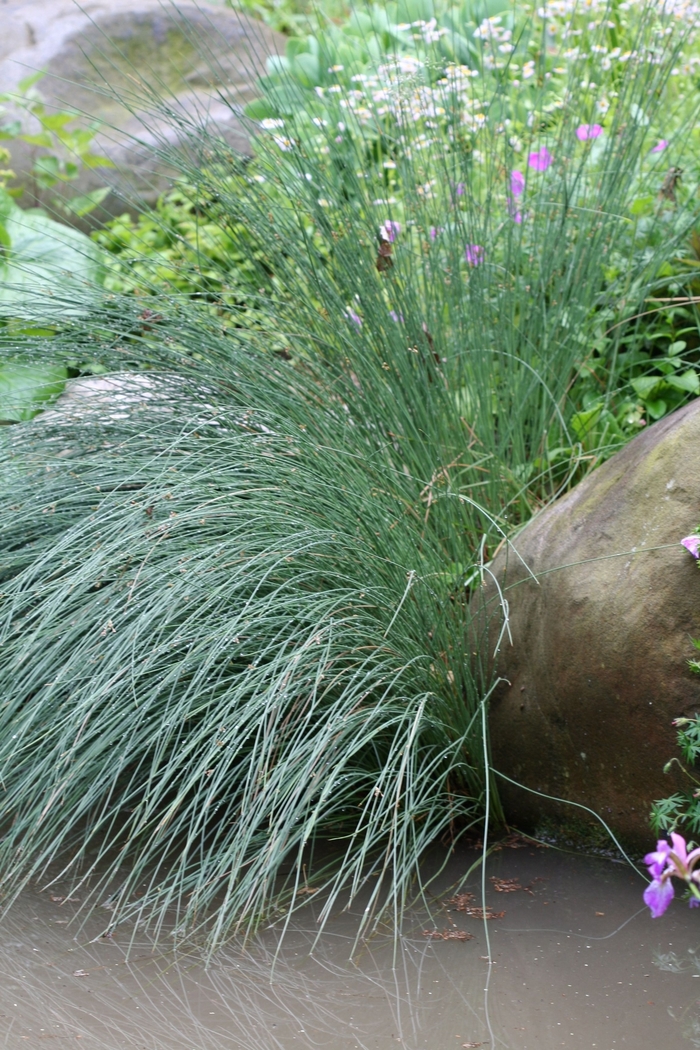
[1,844,699,1050]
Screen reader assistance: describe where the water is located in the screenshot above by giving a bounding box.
[2,844,699,1049]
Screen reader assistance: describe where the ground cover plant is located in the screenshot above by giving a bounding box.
[0,0,699,949]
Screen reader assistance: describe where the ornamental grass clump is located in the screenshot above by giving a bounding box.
[0,0,698,948]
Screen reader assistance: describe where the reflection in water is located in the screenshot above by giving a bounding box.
[655,946,700,1046]
[1,848,699,1049]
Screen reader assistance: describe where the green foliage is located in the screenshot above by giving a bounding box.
[651,712,700,837]
[229,0,351,35]
[0,187,104,323]
[0,73,113,217]
[0,361,69,423]
[92,181,268,306]
[0,84,107,414]
[0,0,698,947]
[650,527,700,836]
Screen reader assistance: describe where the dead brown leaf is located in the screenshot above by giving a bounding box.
[489,877,521,893]
[444,892,475,909]
[443,894,504,919]
[422,928,474,941]
[464,907,505,920]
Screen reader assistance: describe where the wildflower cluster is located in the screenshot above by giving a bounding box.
[253,0,700,142]
[252,0,694,234]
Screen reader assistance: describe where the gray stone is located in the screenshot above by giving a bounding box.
[0,0,285,223]
[477,399,700,848]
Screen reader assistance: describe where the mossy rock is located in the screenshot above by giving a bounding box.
[476,399,700,849]
[0,0,285,223]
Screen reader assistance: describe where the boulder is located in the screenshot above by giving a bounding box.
[0,0,285,223]
[478,399,700,849]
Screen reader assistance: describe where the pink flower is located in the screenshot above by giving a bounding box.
[510,169,525,196]
[576,124,603,141]
[507,199,523,224]
[381,220,401,242]
[465,244,484,266]
[528,147,553,172]
[651,139,668,153]
[345,308,362,328]
[429,226,443,241]
[681,535,700,559]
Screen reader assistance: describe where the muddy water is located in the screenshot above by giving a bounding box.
[1,846,699,1050]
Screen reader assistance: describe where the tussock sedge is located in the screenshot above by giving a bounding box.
[0,0,698,949]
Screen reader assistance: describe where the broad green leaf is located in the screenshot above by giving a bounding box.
[244,97,277,120]
[570,403,603,441]
[39,112,78,131]
[17,71,46,92]
[33,155,60,177]
[0,204,104,319]
[266,54,290,78]
[79,152,116,170]
[291,53,321,87]
[630,374,663,399]
[20,132,54,149]
[666,369,700,394]
[0,120,21,140]
[56,187,110,217]
[286,37,311,60]
[645,397,668,418]
[629,195,654,216]
[0,362,68,422]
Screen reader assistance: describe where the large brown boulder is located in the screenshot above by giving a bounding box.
[479,399,700,849]
[0,0,285,223]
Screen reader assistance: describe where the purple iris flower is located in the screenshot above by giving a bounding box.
[389,310,404,323]
[643,832,700,917]
[576,124,603,141]
[465,244,484,266]
[382,220,401,242]
[528,147,553,172]
[644,877,674,918]
[651,139,668,153]
[681,535,700,559]
[670,831,700,872]
[345,308,362,328]
[510,169,525,197]
[645,839,672,879]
